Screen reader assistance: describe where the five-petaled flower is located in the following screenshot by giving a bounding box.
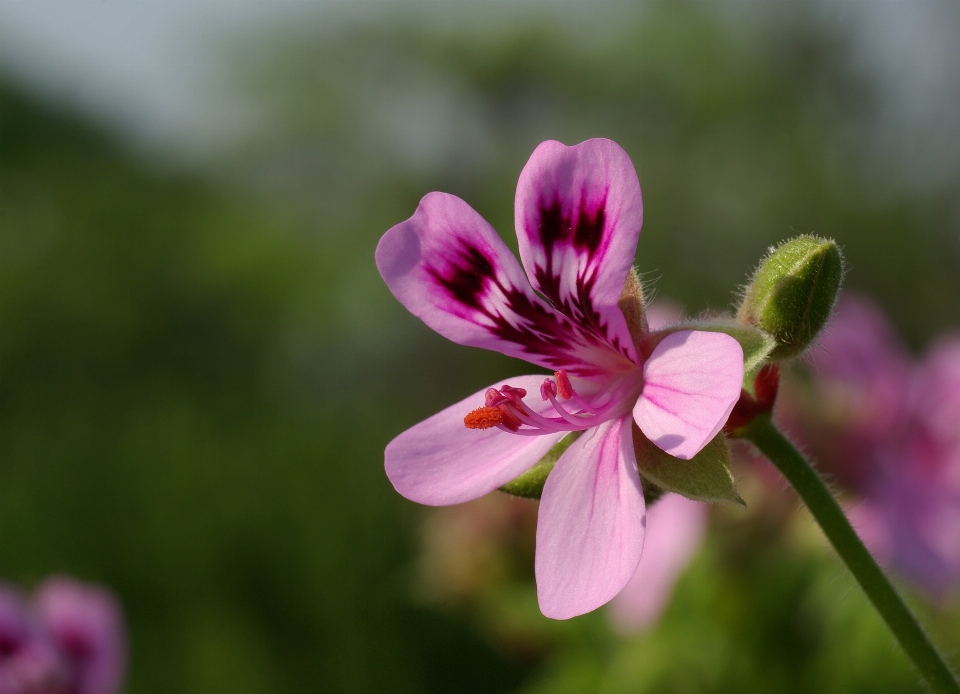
[376,139,744,619]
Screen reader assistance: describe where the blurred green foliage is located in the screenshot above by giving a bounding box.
[1,2,959,692]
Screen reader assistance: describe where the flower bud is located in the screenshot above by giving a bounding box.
[737,235,844,359]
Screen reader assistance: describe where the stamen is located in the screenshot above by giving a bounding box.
[545,392,612,428]
[569,392,603,415]
[465,379,613,436]
[555,370,573,399]
[499,407,523,431]
[464,406,503,430]
[505,401,568,433]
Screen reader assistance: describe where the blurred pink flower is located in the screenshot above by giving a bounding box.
[913,335,960,469]
[34,579,125,694]
[608,494,707,633]
[643,300,684,332]
[856,334,960,596]
[787,294,960,596]
[792,294,914,490]
[0,585,66,694]
[0,580,125,694]
[377,138,743,619]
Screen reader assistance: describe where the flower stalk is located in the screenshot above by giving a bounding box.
[741,414,960,694]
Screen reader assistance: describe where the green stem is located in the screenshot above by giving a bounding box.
[743,415,960,694]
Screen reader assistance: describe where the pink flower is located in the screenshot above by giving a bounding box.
[0,585,65,694]
[874,334,960,595]
[34,579,125,694]
[608,493,707,633]
[788,294,960,596]
[913,335,960,469]
[376,139,743,619]
[790,294,914,490]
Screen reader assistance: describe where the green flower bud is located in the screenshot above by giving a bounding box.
[737,235,844,359]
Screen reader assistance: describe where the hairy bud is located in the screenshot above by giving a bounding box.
[738,236,844,359]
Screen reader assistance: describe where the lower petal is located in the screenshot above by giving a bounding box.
[535,416,645,619]
[634,330,743,460]
[385,375,566,506]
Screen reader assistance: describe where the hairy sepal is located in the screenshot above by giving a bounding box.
[633,425,743,505]
[618,267,648,348]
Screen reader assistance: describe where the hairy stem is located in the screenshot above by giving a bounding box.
[743,415,960,694]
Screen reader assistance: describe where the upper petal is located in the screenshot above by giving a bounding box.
[376,192,633,378]
[515,139,643,364]
[535,416,645,620]
[633,330,743,460]
[384,375,566,506]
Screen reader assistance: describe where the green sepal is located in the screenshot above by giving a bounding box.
[652,320,777,390]
[737,235,844,360]
[642,481,665,508]
[498,432,582,500]
[632,425,744,505]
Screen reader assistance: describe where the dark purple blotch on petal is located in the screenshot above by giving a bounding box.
[427,239,627,377]
[538,194,607,255]
[532,194,630,360]
[428,244,496,311]
[574,202,605,253]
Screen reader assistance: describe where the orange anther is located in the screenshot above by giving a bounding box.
[554,370,573,399]
[464,406,504,430]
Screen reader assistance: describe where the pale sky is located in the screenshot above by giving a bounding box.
[0,1,956,176]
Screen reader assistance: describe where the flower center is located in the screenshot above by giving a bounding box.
[463,370,619,436]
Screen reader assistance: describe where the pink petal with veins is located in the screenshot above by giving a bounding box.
[385,375,566,506]
[515,139,643,366]
[535,417,645,619]
[634,330,743,460]
[376,192,634,379]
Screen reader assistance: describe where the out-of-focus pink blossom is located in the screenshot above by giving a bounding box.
[417,494,538,605]
[34,579,125,694]
[787,295,914,490]
[643,300,684,332]
[608,494,707,633]
[0,580,125,694]
[784,294,960,596]
[851,443,960,597]
[913,335,960,472]
[0,585,66,694]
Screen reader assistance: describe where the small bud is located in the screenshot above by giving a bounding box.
[737,235,844,359]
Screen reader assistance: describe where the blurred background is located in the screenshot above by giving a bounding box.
[2,1,960,692]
